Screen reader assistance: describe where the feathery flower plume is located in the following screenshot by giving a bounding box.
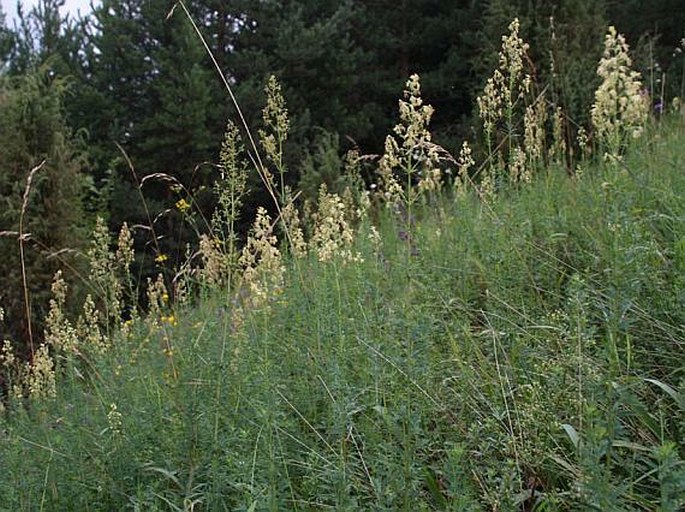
[44,271,78,355]
[455,141,475,196]
[477,18,532,187]
[311,185,362,264]
[378,74,442,206]
[239,207,285,310]
[591,26,648,160]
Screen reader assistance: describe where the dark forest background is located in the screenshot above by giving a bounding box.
[1,0,684,353]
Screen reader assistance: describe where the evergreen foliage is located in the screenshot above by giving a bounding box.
[0,5,14,70]
[0,68,87,356]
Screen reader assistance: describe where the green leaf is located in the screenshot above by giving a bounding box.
[645,378,684,412]
[561,423,580,449]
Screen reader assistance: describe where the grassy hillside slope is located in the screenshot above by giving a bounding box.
[1,117,684,510]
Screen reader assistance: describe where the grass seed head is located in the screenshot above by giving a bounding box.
[146,274,169,326]
[524,98,548,167]
[367,225,383,258]
[199,235,228,287]
[88,217,124,324]
[281,200,307,258]
[378,74,442,206]
[78,294,108,355]
[115,223,134,276]
[215,121,248,237]
[1,339,16,370]
[500,18,531,95]
[454,141,475,196]
[477,71,505,136]
[107,403,123,435]
[510,145,530,184]
[259,75,290,192]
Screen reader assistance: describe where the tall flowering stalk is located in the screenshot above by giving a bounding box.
[44,271,78,356]
[549,107,567,167]
[378,74,441,254]
[257,75,305,261]
[591,26,648,161]
[259,75,290,202]
[281,187,307,259]
[477,18,532,188]
[201,121,249,288]
[87,218,135,331]
[524,98,548,173]
[454,141,475,197]
[378,75,441,205]
[88,217,123,326]
[499,18,531,160]
[1,340,56,402]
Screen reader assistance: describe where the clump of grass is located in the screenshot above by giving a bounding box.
[3,117,682,510]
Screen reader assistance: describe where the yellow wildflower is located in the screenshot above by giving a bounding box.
[175,198,191,213]
[162,315,177,327]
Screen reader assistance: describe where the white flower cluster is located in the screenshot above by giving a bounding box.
[591,26,648,158]
[311,185,362,264]
[239,207,285,310]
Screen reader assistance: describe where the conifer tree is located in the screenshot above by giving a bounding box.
[84,0,218,274]
[8,0,87,77]
[0,69,87,356]
[225,0,367,151]
[352,0,479,150]
[0,5,13,71]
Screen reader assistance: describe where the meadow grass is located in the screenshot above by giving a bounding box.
[1,116,684,511]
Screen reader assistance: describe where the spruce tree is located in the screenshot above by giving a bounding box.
[225,1,367,151]
[85,0,218,275]
[0,69,87,356]
[353,0,479,151]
